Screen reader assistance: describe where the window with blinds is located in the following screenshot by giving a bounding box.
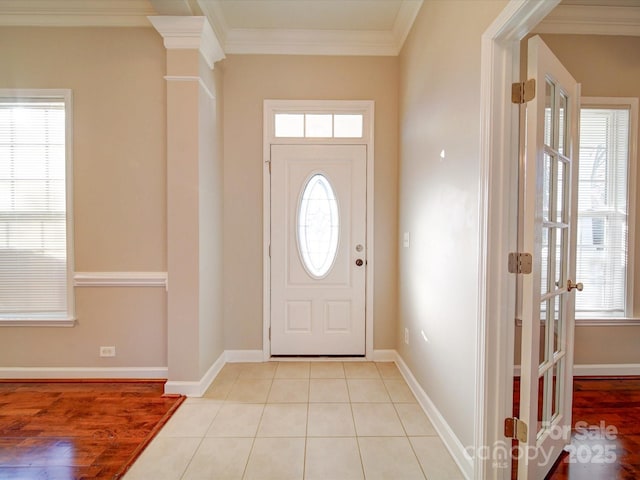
[576,104,633,318]
[0,90,74,322]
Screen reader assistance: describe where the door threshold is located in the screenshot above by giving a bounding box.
[269,355,367,362]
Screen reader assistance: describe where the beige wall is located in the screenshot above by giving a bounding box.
[222,54,399,351]
[517,34,640,366]
[398,0,508,448]
[0,27,168,368]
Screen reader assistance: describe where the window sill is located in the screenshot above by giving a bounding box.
[576,317,640,327]
[515,317,640,327]
[0,318,77,327]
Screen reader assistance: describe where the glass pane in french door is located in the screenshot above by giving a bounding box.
[538,72,571,437]
[552,294,563,355]
[537,372,545,435]
[541,227,550,295]
[544,79,555,148]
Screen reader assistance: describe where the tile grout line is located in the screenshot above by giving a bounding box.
[406,434,429,480]
[240,372,272,480]
[176,432,209,479]
[178,385,230,480]
[303,365,313,479]
[241,433,259,479]
[379,362,429,480]
[349,363,367,478]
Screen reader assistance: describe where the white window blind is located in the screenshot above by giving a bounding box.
[0,91,73,321]
[576,106,631,317]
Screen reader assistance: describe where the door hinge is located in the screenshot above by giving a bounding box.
[268,327,271,340]
[266,161,271,174]
[504,417,528,442]
[508,252,532,274]
[511,79,535,104]
[268,244,271,257]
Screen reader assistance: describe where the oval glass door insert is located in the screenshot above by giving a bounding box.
[297,173,340,278]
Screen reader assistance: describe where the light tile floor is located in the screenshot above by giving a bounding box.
[124,362,464,480]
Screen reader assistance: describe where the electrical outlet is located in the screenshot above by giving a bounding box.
[404,328,409,344]
[99,346,116,357]
[403,232,410,248]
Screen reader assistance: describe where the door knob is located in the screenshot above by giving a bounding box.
[355,259,364,267]
[567,280,583,292]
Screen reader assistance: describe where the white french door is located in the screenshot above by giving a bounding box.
[518,35,580,479]
[270,144,367,355]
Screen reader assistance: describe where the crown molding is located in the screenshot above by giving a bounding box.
[534,5,640,36]
[223,28,398,56]
[392,0,423,53]
[147,0,194,16]
[196,0,228,46]
[197,0,422,56]
[148,16,225,69]
[0,0,154,27]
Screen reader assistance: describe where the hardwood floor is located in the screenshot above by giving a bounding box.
[0,380,184,479]
[546,377,640,479]
[514,377,640,479]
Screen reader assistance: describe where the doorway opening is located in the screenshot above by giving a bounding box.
[262,100,375,360]
[480,3,640,478]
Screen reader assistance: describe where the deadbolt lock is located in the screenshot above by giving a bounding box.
[567,280,583,292]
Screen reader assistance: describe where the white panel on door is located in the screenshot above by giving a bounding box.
[285,301,312,333]
[325,301,352,333]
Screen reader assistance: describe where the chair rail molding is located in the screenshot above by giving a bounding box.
[73,272,168,289]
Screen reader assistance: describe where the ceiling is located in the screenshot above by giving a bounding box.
[560,0,640,5]
[197,0,423,55]
[0,0,423,56]
[536,0,640,36]
[0,0,639,56]
[206,0,406,31]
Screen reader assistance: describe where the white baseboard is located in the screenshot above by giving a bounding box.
[394,352,473,480]
[225,350,265,363]
[372,349,397,362]
[0,366,168,379]
[573,363,640,376]
[164,351,226,396]
[514,363,640,377]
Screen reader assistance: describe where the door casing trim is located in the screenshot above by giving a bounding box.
[478,1,561,479]
[262,100,375,361]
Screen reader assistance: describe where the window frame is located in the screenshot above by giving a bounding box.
[576,96,639,325]
[0,89,75,327]
[266,100,372,145]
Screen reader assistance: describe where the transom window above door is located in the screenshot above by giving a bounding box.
[264,100,373,145]
[275,113,363,138]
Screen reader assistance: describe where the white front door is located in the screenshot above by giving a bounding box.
[518,35,580,479]
[270,144,367,355]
